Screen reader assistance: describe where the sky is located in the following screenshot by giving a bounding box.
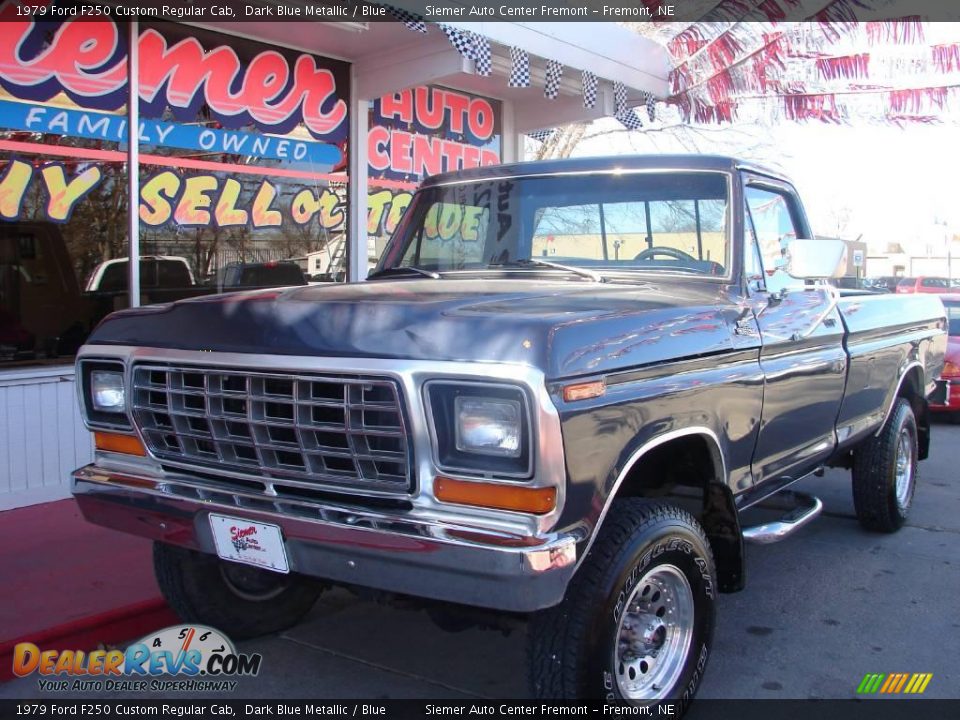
[568,115,960,257]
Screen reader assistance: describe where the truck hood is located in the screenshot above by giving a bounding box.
[87,278,741,379]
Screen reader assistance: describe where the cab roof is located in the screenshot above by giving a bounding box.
[420,154,787,188]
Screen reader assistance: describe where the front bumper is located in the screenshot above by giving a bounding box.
[72,464,578,613]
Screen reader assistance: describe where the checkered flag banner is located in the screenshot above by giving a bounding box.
[544,60,563,100]
[644,91,657,122]
[509,47,530,88]
[616,108,644,131]
[382,5,426,32]
[527,129,555,142]
[582,70,598,109]
[613,81,627,117]
[441,25,492,77]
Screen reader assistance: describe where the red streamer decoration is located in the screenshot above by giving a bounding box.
[692,99,738,124]
[668,27,708,60]
[706,70,736,103]
[866,17,924,45]
[888,87,949,113]
[783,94,842,123]
[756,0,787,22]
[816,53,871,80]
[932,44,960,73]
[707,33,745,75]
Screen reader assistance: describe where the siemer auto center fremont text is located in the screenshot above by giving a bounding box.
[423,5,674,18]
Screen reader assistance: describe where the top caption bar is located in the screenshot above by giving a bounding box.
[4,0,959,23]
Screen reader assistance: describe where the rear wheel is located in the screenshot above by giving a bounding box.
[153,542,324,639]
[528,500,715,707]
[852,398,918,532]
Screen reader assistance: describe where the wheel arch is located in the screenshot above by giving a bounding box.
[579,427,745,593]
[882,362,929,460]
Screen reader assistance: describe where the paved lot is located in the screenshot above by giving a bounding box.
[3,421,959,701]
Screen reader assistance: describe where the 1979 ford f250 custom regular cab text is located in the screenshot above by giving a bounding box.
[71,156,945,705]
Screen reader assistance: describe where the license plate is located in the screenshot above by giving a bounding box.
[209,514,289,574]
[931,380,948,405]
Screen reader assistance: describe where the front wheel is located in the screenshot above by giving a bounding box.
[528,501,716,706]
[153,542,324,640]
[852,397,918,533]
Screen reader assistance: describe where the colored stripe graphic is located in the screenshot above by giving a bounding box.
[857,673,932,694]
[857,673,885,693]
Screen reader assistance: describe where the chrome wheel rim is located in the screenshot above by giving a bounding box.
[894,428,915,508]
[613,564,694,700]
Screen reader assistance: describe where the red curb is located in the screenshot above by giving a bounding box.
[0,599,179,683]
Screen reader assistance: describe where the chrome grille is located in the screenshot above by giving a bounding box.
[131,365,411,493]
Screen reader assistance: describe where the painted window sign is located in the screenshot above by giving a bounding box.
[369,87,501,183]
[0,13,500,234]
[0,10,350,156]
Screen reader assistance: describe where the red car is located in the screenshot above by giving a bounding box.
[931,293,960,418]
[896,276,953,294]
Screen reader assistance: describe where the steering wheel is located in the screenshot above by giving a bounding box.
[634,247,698,263]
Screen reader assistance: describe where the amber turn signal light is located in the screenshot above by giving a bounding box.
[562,379,605,402]
[434,476,557,514]
[94,431,147,457]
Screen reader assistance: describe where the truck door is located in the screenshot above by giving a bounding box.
[742,177,847,485]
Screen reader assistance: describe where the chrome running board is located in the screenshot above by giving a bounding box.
[742,491,823,545]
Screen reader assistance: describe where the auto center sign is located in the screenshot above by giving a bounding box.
[0,12,501,231]
[370,87,501,182]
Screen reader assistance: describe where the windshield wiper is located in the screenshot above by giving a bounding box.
[490,258,604,283]
[367,266,441,280]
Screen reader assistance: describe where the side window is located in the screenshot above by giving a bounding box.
[744,185,803,292]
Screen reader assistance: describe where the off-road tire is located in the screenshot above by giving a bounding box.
[528,500,716,707]
[153,542,323,639]
[852,397,918,533]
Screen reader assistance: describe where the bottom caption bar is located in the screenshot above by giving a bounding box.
[1,701,959,720]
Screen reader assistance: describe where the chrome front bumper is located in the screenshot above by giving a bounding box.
[71,464,579,613]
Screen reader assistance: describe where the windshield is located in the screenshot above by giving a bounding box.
[378,172,730,278]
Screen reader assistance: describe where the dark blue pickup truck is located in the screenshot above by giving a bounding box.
[72,155,945,704]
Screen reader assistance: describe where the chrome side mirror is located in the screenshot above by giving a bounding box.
[783,239,847,280]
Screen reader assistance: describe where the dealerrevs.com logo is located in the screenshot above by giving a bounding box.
[13,625,262,693]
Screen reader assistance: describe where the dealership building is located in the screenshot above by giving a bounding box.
[0,12,669,507]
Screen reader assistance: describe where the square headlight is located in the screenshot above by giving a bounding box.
[426,382,532,479]
[79,360,131,429]
[91,370,125,412]
[455,396,522,457]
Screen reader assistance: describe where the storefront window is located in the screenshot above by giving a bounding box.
[0,13,350,367]
[0,10,505,369]
[0,6,130,366]
[134,23,350,299]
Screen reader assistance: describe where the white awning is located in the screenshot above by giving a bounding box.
[191,19,671,130]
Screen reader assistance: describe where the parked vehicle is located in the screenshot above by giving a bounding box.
[84,255,196,292]
[71,156,945,706]
[929,293,960,420]
[214,261,308,292]
[1,222,92,360]
[865,275,900,293]
[895,276,952,294]
[831,276,872,291]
